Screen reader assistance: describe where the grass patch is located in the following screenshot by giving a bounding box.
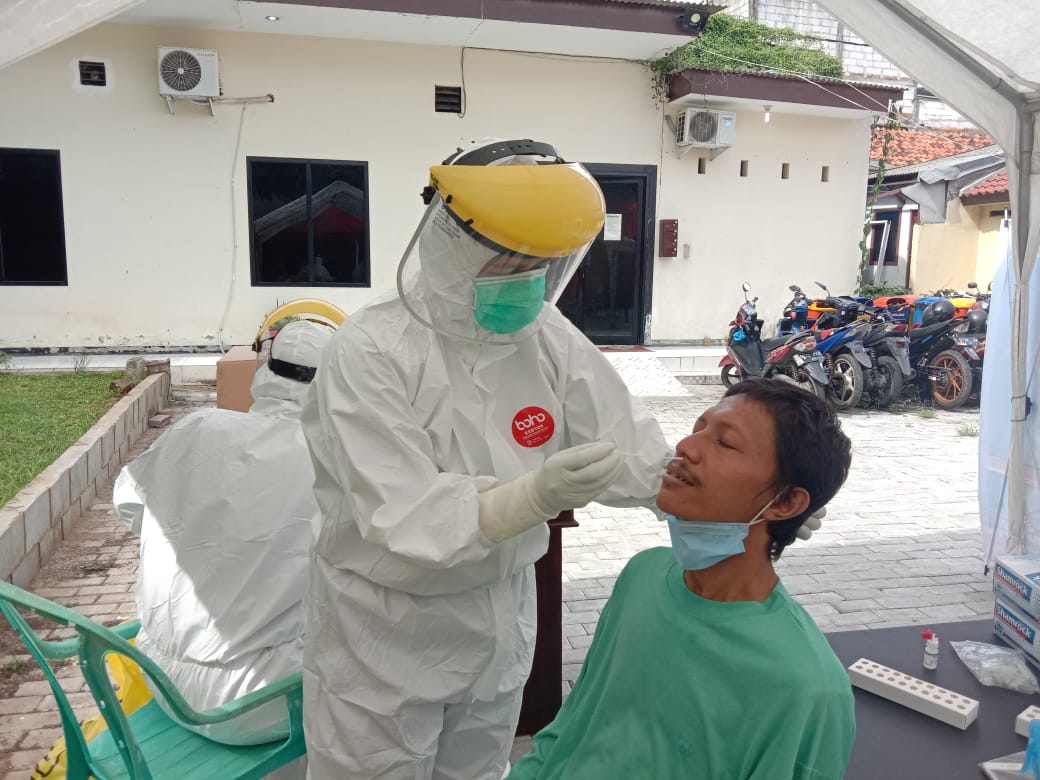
[0,372,121,506]
[958,424,980,437]
[916,407,937,419]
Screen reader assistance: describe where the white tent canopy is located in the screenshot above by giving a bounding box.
[819,0,1040,557]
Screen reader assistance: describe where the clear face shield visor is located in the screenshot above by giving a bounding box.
[396,161,605,343]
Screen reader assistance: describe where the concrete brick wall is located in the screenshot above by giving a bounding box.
[754,0,909,82]
[0,372,170,586]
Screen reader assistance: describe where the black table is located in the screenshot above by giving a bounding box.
[827,619,1039,780]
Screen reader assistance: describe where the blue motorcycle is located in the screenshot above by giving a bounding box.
[812,319,873,411]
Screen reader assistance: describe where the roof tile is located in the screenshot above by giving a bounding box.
[871,127,994,167]
[962,170,1009,197]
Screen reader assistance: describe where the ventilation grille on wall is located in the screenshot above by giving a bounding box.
[78,60,107,87]
[435,85,463,113]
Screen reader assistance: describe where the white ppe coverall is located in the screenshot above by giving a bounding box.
[114,321,331,752]
[301,265,669,777]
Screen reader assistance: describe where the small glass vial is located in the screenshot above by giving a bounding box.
[922,629,939,670]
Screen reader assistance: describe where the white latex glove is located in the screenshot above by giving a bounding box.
[478,442,625,543]
[796,506,826,541]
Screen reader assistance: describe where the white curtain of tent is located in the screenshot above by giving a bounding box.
[819,0,1040,556]
[0,0,145,70]
[978,226,1040,563]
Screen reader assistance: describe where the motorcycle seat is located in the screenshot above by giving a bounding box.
[760,335,794,351]
[909,321,955,340]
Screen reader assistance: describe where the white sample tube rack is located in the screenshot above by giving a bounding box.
[847,658,979,730]
[1016,705,1040,737]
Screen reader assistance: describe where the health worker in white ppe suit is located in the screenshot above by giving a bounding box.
[114,319,333,760]
[300,138,671,780]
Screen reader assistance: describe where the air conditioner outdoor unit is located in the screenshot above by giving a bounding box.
[676,108,736,149]
[158,47,220,98]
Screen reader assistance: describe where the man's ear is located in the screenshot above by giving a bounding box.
[766,487,810,522]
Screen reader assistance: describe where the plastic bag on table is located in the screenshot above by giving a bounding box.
[950,640,1040,694]
[979,751,1032,780]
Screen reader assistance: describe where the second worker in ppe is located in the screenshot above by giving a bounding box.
[114,320,333,767]
[300,138,671,779]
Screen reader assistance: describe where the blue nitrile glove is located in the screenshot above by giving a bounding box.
[1022,719,1040,778]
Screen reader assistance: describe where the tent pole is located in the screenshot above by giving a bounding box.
[1007,108,1036,553]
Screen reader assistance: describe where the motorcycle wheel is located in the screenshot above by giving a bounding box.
[720,364,740,388]
[873,356,904,408]
[827,352,864,411]
[930,349,972,410]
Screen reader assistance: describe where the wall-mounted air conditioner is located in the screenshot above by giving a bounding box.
[676,108,736,149]
[157,47,220,98]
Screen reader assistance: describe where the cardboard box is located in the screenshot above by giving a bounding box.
[992,595,1040,665]
[993,555,1040,620]
[216,345,266,413]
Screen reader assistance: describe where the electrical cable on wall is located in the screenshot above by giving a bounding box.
[216,103,248,353]
[458,47,467,118]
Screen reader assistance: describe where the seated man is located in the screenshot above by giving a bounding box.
[113,320,332,748]
[509,377,855,780]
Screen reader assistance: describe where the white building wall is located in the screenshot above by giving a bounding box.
[0,22,872,348]
[653,108,870,340]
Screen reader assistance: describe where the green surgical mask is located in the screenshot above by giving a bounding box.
[472,268,547,334]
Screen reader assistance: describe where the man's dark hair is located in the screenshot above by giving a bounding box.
[723,378,851,560]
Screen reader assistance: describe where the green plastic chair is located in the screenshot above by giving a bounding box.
[0,580,305,779]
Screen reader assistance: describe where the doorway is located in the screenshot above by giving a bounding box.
[557,164,656,345]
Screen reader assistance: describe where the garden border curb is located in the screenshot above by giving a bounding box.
[0,372,170,586]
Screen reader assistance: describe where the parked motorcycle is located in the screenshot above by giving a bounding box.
[859,310,913,407]
[812,319,873,410]
[810,281,868,330]
[966,280,992,312]
[777,284,811,335]
[906,298,976,410]
[719,282,828,398]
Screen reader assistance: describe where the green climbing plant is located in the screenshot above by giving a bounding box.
[857,109,901,293]
[648,13,844,97]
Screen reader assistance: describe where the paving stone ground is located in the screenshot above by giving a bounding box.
[0,357,988,777]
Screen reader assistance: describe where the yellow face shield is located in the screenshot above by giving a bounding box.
[427,163,606,259]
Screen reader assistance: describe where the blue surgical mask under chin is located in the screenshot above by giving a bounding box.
[664,494,780,571]
[472,268,547,334]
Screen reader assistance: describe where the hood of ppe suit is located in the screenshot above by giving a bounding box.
[250,319,333,420]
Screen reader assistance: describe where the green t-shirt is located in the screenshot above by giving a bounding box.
[509,547,855,780]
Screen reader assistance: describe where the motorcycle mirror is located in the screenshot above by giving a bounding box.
[788,284,801,293]
[988,282,993,292]
[967,281,978,290]
[815,281,829,293]
[742,282,752,292]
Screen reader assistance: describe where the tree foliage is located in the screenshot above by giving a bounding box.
[649,14,844,81]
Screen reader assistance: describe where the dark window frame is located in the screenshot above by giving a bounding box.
[246,156,371,288]
[0,147,69,286]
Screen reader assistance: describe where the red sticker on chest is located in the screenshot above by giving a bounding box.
[511,406,555,448]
